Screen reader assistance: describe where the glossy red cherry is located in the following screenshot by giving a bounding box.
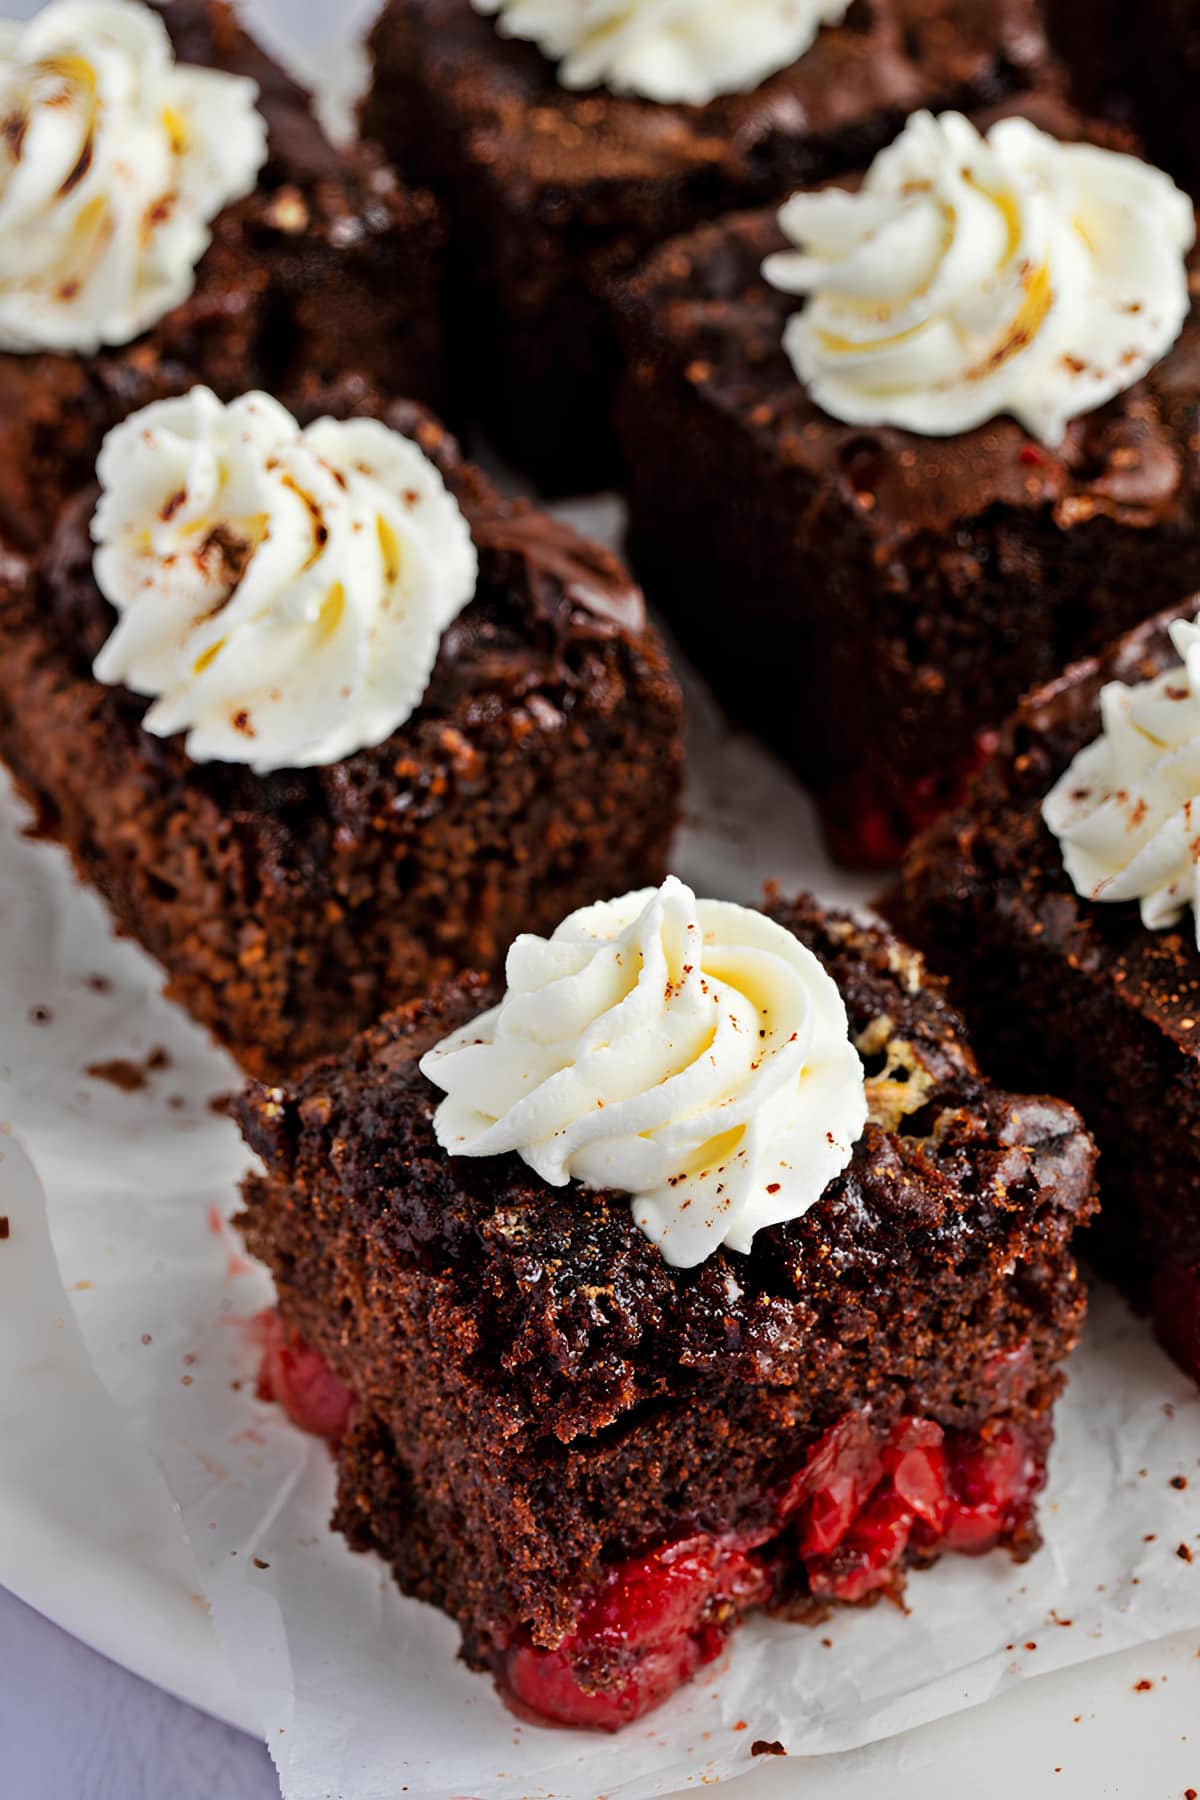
[256,1312,355,1442]
[503,1537,770,1731]
[922,1423,1041,1555]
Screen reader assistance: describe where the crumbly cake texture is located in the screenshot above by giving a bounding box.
[884,601,1200,1380]
[0,0,444,554]
[236,897,1097,1729]
[363,0,1052,493]
[613,93,1200,867]
[0,394,683,1080]
[1044,0,1200,198]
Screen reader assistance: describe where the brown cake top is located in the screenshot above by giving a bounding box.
[413,878,877,1269]
[236,894,1097,1437]
[20,387,663,819]
[899,599,1200,1056]
[617,93,1200,537]
[377,0,1049,199]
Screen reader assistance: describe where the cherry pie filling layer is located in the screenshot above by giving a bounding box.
[257,1319,1046,1732]
[822,732,1000,870]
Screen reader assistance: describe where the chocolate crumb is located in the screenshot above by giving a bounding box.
[0,1216,9,1241]
[85,1058,149,1093]
[1134,1679,1154,1692]
[751,1740,786,1757]
[1178,1543,1194,1563]
[85,1046,170,1092]
[84,974,112,994]
[28,1004,53,1026]
[252,1556,270,1570]
[1172,1475,1189,1490]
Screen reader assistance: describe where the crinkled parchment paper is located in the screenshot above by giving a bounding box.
[2,566,1200,1797]
[0,13,1198,1777]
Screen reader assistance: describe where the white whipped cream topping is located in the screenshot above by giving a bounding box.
[419,876,867,1268]
[763,110,1195,446]
[91,388,479,773]
[0,0,267,354]
[472,0,849,106]
[1044,615,1200,946]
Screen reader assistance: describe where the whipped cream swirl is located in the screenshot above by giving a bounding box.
[0,0,267,353]
[472,0,849,106]
[763,110,1195,446]
[1044,615,1200,946]
[91,388,478,773]
[419,876,867,1268]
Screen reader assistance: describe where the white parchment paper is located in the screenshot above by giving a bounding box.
[3,569,1200,1797]
[2,9,1200,1779]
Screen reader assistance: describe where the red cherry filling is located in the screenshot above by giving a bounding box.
[504,1537,771,1730]
[929,1423,1044,1555]
[502,1411,1043,1729]
[798,1414,948,1603]
[1151,1260,1200,1385]
[252,1320,1045,1731]
[821,732,999,870]
[256,1311,355,1442]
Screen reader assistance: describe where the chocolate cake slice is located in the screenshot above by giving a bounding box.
[236,888,1096,1730]
[0,393,683,1080]
[613,95,1200,867]
[0,0,443,552]
[885,599,1200,1382]
[364,0,1052,493]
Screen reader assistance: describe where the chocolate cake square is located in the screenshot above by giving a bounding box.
[885,599,1200,1383]
[614,96,1200,868]
[236,891,1096,1730]
[0,394,683,1080]
[363,0,1051,493]
[0,0,444,552]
